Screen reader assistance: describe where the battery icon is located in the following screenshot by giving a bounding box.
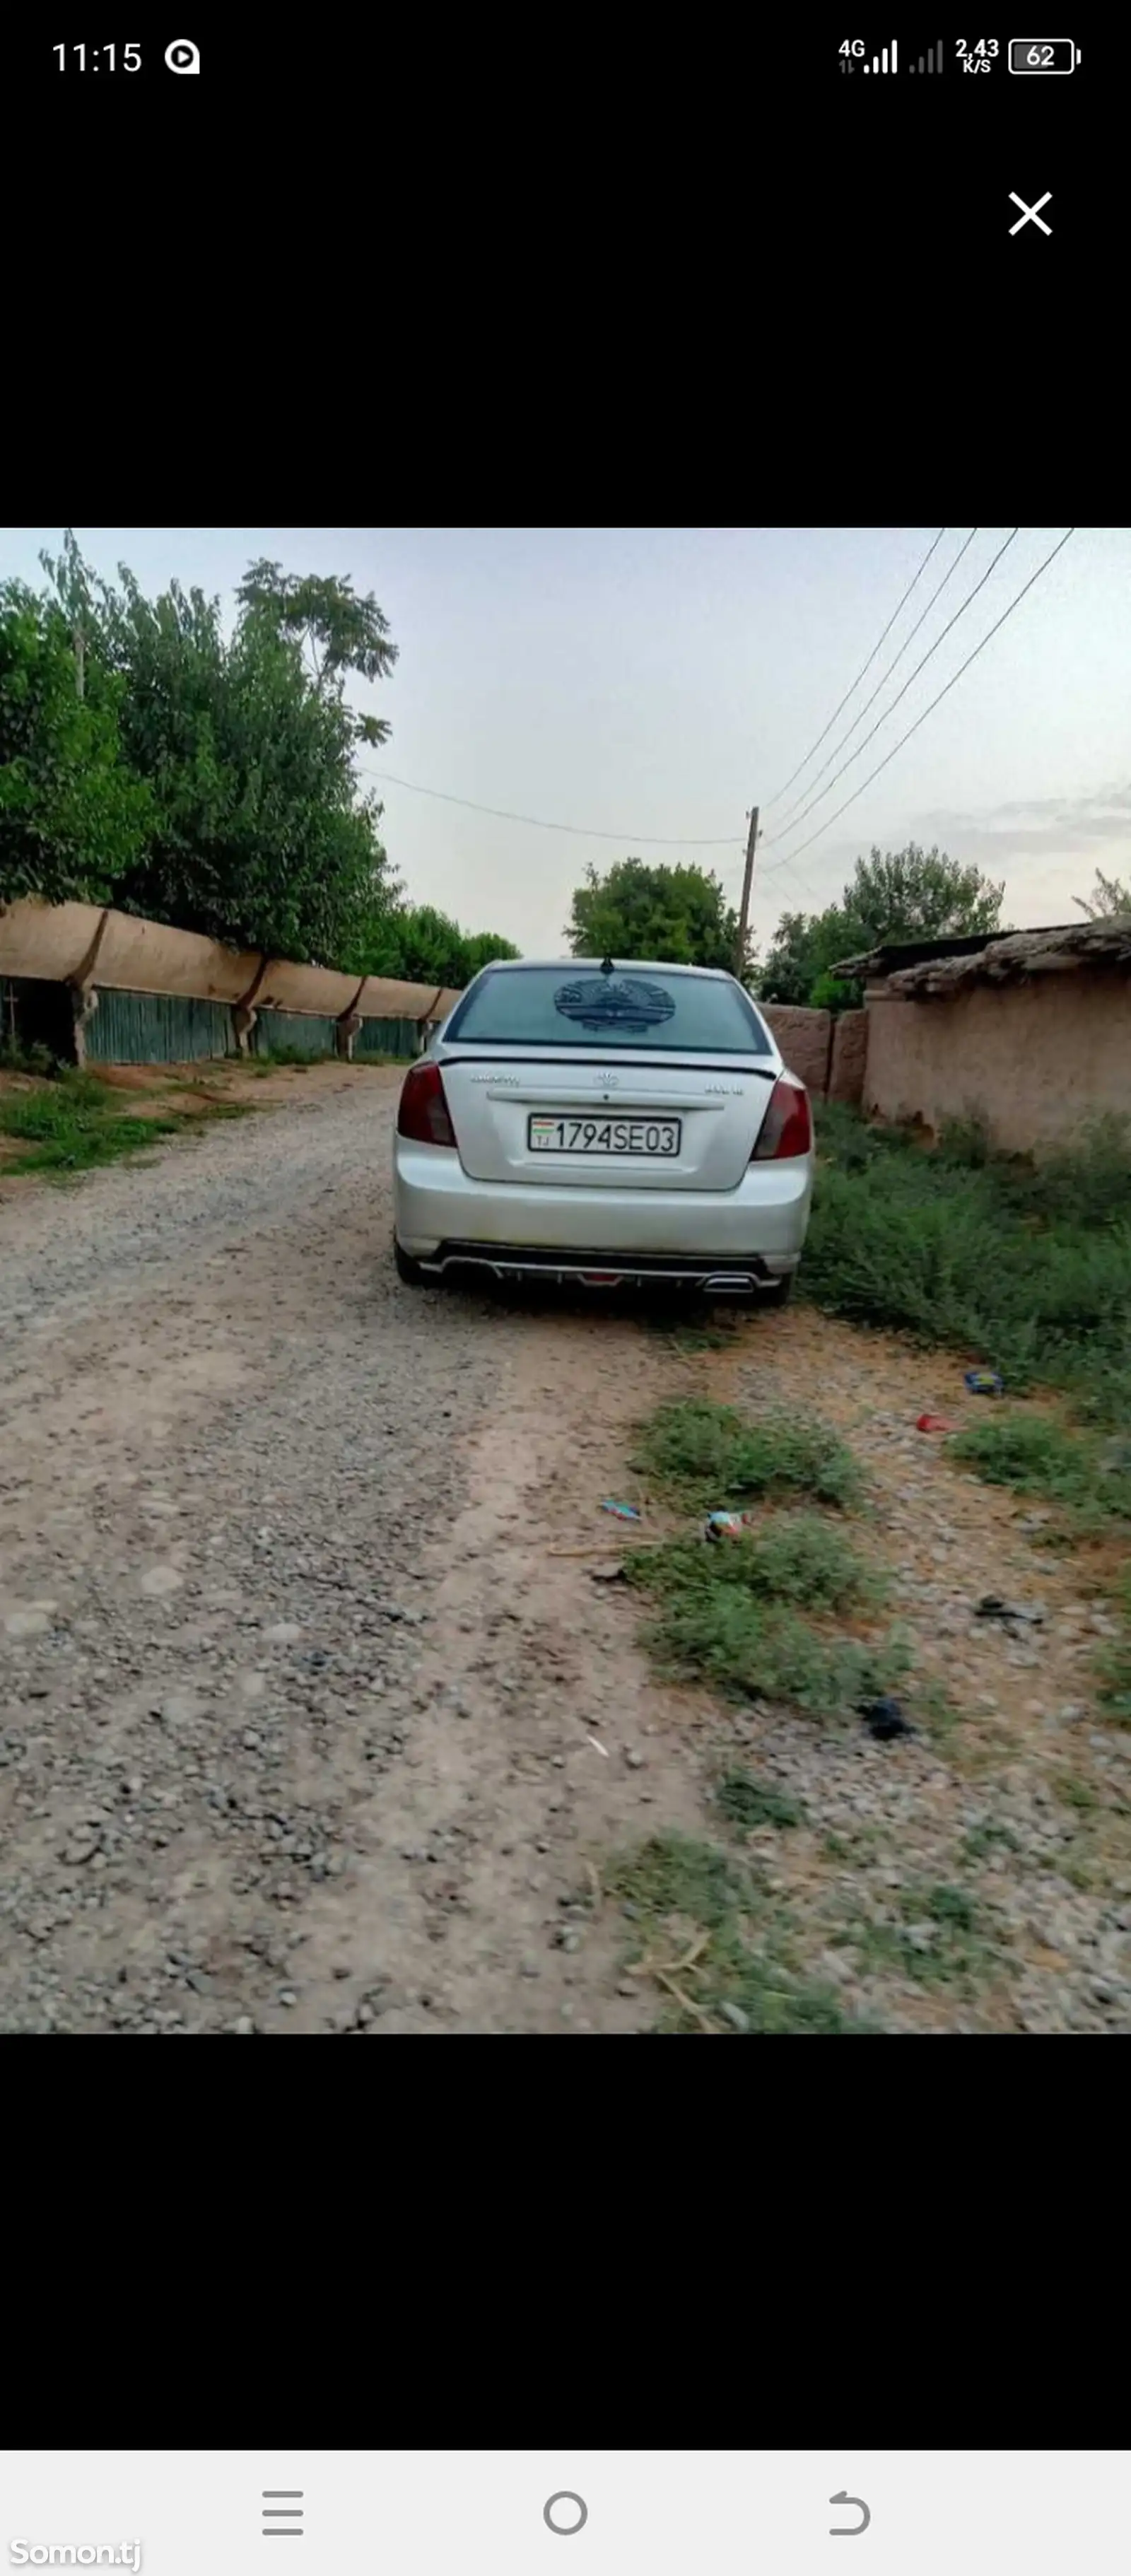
[1008,38,1080,72]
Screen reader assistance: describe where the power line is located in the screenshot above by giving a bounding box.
[760,528,1075,870]
[750,843,824,909]
[361,767,742,848]
[770,529,981,831]
[762,529,948,810]
[762,528,1021,853]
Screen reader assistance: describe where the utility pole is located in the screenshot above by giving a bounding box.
[735,806,758,979]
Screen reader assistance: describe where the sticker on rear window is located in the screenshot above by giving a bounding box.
[553,974,676,1034]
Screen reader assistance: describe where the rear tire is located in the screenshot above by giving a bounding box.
[761,1272,795,1307]
[394,1236,435,1287]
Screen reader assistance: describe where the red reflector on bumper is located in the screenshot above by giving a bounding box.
[580,1272,623,1287]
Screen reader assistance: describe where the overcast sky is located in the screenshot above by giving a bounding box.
[2,526,1124,956]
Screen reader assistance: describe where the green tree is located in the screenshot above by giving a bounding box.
[758,842,1007,1009]
[0,581,153,907]
[463,927,522,978]
[235,559,398,748]
[566,857,751,976]
[758,906,855,1007]
[38,529,97,702]
[1074,867,1130,920]
[355,901,518,988]
[90,562,401,962]
[845,841,1005,944]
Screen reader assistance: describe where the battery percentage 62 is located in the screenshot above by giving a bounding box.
[1008,38,1080,72]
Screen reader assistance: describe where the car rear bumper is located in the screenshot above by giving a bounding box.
[394,1143,813,1278]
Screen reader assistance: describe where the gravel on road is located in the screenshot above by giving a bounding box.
[3,1065,1129,2035]
[0,1069,706,2035]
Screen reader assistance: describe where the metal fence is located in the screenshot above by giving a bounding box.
[84,988,234,1065]
[1,974,428,1070]
[353,1015,423,1060]
[251,1009,339,1058]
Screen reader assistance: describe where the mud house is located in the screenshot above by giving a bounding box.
[836,916,1131,1154]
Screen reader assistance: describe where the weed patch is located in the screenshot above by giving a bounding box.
[629,1550,909,1714]
[631,1397,864,1512]
[604,1832,861,2032]
[0,1072,247,1175]
[715,1769,804,1832]
[807,1105,1131,1433]
[836,1878,1003,1993]
[949,1410,1131,1533]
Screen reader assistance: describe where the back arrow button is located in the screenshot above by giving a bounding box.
[829,2495,871,2537]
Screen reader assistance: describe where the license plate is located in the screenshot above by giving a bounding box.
[528,1115,681,1157]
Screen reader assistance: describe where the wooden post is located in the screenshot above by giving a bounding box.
[735,806,758,979]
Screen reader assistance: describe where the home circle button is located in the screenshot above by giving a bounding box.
[544,2495,588,2536]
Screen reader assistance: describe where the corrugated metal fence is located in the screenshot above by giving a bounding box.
[5,984,425,1067]
[85,988,233,1065]
[252,1009,339,1058]
[353,1016,423,1060]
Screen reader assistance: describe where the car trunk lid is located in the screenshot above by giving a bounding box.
[437,1047,779,1189]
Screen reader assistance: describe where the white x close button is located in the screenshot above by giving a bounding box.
[1009,190,1053,234]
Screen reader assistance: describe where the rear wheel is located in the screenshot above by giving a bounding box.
[761,1272,795,1307]
[394,1236,436,1287]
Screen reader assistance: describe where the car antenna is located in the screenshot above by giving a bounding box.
[599,955,615,976]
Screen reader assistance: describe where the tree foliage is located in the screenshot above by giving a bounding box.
[757,842,1007,1009]
[1073,867,1130,920]
[566,857,751,976]
[353,900,519,989]
[235,559,398,747]
[0,581,153,906]
[1,533,517,988]
[89,563,400,961]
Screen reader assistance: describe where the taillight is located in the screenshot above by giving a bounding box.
[751,1075,811,1160]
[397,1060,457,1147]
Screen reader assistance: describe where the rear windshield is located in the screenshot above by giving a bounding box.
[444,966,773,1054]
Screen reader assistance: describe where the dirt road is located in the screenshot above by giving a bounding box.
[2,1066,1128,2032]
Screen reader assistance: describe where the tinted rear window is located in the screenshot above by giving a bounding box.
[445,966,773,1053]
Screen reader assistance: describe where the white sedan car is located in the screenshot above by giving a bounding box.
[392,956,814,1299]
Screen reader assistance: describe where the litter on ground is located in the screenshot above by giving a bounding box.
[859,1694,915,1742]
[705,1509,758,1540]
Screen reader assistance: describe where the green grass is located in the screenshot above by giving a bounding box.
[960,1819,1022,1863]
[807,1103,1131,1433]
[0,1039,57,1077]
[0,1071,247,1176]
[1053,1772,1099,1813]
[604,1832,862,2032]
[948,1409,1131,1533]
[631,1511,878,1617]
[625,1400,902,1716]
[715,1768,804,1832]
[631,1396,865,1512]
[647,1584,910,1714]
[626,1533,908,1715]
[251,1043,333,1068]
[832,1877,1004,1993]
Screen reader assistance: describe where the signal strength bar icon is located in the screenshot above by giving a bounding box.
[907,40,945,71]
[861,40,898,71]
